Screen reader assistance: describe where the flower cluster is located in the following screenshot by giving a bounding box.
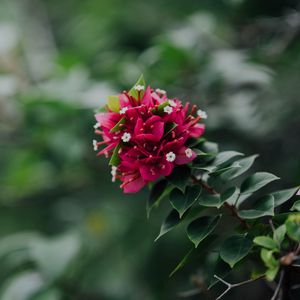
[93,78,206,193]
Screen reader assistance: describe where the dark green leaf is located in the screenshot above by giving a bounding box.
[220,234,252,268]
[272,187,298,207]
[187,215,221,247]
[166,165,191,193]
[169,248,194,277]
[198,194,225,209]
[238,195,274,219]
[213,151,244,166]
[240,172,279,194]
[220,155,258,182]
[155,209,181,241]
[170,186,201,218]
[221,187,239,206]
[147,180,172,218]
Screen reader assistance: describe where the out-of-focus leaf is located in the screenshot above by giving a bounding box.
[291,200,300,211]
[272,187,298,207]
[166,165,191,193]
[253,236,277,250]
[155,209,181,241]
[285,214,300,242]
[107,95,120,112]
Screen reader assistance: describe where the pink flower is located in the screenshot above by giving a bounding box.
[94,81,206,193]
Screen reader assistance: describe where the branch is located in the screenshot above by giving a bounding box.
[270,270,284,300]
[214,274,264,299]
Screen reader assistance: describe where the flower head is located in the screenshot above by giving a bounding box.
[94,77,206,193]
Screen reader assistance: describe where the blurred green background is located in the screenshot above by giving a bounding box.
[0,0,300,299]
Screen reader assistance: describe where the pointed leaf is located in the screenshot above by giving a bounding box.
[155,209,181,241]
[108,143,121,166]
[109,117,125,133]
[213,151,244,166]
[272,187,298,207]
[240,172,279,194]
[273,225,286,247]
[220,234,252,268]
[187,215,221,248]
[221,187,240,206]
[221,155,258,181]
[291,200,300,212]
[166,165,191,193]
[170,186,201,218]
[107,95,120,112]
[147,180,172,217]
[285,214,300,242]
[129,74,146,99]
[238,195,274,219]
[198,194,225,209]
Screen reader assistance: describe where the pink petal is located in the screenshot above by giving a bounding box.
[139,164,161,181]
[175,147,196,165]
[122,176,146,193]
[189,124,205,138]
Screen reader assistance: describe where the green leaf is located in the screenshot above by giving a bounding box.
[166,165,191,193]
[291,200,300,211]
[273,225,286,247]
[210,162,241,176]
[213,151,244,166]
[260,249,278,269]
[265,266,279,281]
[107,95,120,112]
[108,143,121,166]
[198,194,225,209]
[238,195,274,219]
[109,117,125,133]
[129,74,146,100]
[147,180,172,218]
[272,187,298,207]
[169,248,194,277]
[220,155,259,182]
[285,214,300,242]
[187,215,221,248]
[240,172,279,194]
[155,209,181,241]
[220,234,252,268]
[253,236,277,250]
[170,186,201,218]
[220,187,240,206]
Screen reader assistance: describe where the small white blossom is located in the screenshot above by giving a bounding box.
[166,152,176,162]
[120,107,128,114]
[111,166,117,182]
[134,84,145,91]
[121,132,131,143]
[168,99,176,107]
[164,105,173,114]
[93,139,98,151]
[93,122,100,129]
[156,88,166,95]
[185,148,193,158]
[197,109,208,119]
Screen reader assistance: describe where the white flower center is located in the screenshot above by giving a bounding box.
[120,107,128,114]
[156,88,166,95]
[166,151,176,162]
[121,132,131,143]
[134,85,145,91]
[185,148,193,158]
[93,139,98,151]
[164,105,173,114]
[197,109,208,119]
[168,99,176,107]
